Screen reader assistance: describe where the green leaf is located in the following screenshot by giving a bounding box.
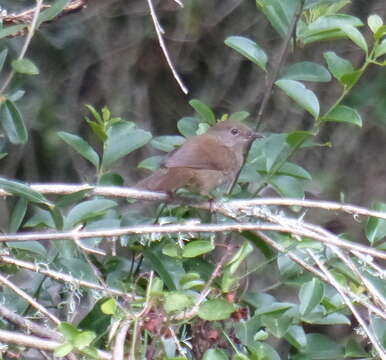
[301,333,344,359]
[248,342,281,360]
[202,349,229,360]
[0,25,27,40]
[340,70,361,87]
[99,172,124,186]
[299,278,324,316]
[0,48,8,74]
[73,331,96,349]
[7,241,47,257]
[298,15,363,45]
[261,312,292,337]
[229,111,250,122]
[371,316,386,348]
[344,339,368,358]
[56,189,91,208]
[198,299,235,321]
[339,24,368,53]
[86,120,107,142]
[182,240,215,258]
[57,131,100,168]
[323,105,362,127]
[164,291,194,313]
[177,116,200,137]
[37,0,70,26]
[365,202,386,245]
[9,198,28,233]
[144,244,184,290]
[286,130,314,148]
[225,36,268,71]
[54,343,74,357]
[323,51,353,82]
[270,175,305,198]
[137,155,163,171]
[278,162,312,180]
[0,177,52,207]
[368,14,383,34]
[102,122,151,169]
[286,325,307,350]
[11,58,39,75]
[180,272,205,290]
[150,135,185,152]
[189,99,216,125]
[64,199,117,229]
[58,322,78,340]
[1,100,28,144]
[255,302,294,316]
[303,311,350,325]
[275,79,320,118]
[100,298,117,315]
[282,61,331,82]
[375,38,386,58]
[256,0,299,38]
[375,25,386,40]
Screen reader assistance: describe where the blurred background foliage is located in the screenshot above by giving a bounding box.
[1,0,386,206]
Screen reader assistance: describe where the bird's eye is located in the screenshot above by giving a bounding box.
[231,128,239,135]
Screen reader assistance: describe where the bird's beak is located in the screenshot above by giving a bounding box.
[251,132,265,140]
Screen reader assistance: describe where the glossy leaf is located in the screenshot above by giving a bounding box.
[270,175,305,199]
[225,36,267,71]
[198,299,235,321]
[0,48,8,73]
[298,15,363,45]
[189,99,216,125]
[375,38,386,58]
[137,155,163,171]
[301,333,344,359]
[57,131,100,168]
[58,322,78,340]
[323,51,353,82]
[323,105,362,127]
[286,130,314,148]
[11,58,39,75]
[7,241,47,257]
[177,116,200,137]
[98,172,124,186]
[282,61,331,82]
[0,24,27,39]
[229,111,250,122]
[256,0,299,37]
[9,198,28,233]
[37,0,70,26]
[368,14,383,34]
[54,343,73,357]
[0,177,52,207]
[164,291,194,313]
[73,331,96,349]
[286,325,307,350]
[339,24,368,53]
[275,79,320,118]
[64,199,117,229]
[182,240,215,258]
[299,278,324,316]
[100,298,117,315]
[365,202,386,245]
[1,100,28,144]
[102,121,151,169]
[150,135,185,152]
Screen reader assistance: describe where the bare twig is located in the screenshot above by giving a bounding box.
[113,321,130,360]
[308,250,386,360]
[0,329,112,360]
[0,254,137,300]
[146,0,188,94]
[0,272,60,325]
[0,304,62,341]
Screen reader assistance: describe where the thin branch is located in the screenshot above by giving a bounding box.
[308,250,386,360]
[0,272,60,325]
[113,321,130,360]
[0,254,138,300]
[1,222,385,260]
[1,184,386,223]
[0,304,62,341]
[146,0,189,94]
[0,329,112,360]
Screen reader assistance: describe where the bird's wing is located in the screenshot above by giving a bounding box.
[164,134,235,171]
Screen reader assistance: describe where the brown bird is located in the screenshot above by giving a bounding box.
[136,120,263,195]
